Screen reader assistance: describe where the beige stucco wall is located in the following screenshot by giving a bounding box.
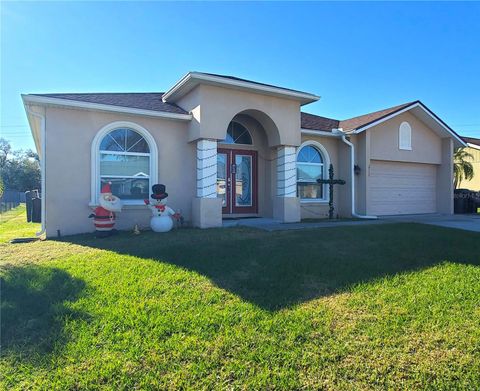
[177,84,302,147]
[369,112,442,164]
[359,111,453,215]
[298,135,350,219]
[457,146,480,191]
[437,138,454,213]
[44,107,194,237]
[38,84,459,236]
[352,132,369,215]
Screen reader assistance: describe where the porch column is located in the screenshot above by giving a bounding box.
[192,139,223,228]
[273,146,301,222]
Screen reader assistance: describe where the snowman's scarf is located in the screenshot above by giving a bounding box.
[154,204,166,212]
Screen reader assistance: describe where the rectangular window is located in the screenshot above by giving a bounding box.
[99,153,149,200]
[297,163,324,199]
[297,183,324,199]
[100,177,149,200]
[100,154,150,177]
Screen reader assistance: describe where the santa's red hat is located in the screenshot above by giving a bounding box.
[101,182,112,195]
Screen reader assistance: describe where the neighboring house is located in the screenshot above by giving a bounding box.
[23,72,465,237]
[458,136,480,190]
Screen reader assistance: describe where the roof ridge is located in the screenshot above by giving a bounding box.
[340,101,418,122]
[339,101,419,131]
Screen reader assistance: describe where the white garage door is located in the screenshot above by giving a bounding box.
[369,160,437,215]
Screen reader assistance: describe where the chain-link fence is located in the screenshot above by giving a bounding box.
[0,190,25,213]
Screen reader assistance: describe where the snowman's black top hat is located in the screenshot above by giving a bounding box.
[151,184,168,200]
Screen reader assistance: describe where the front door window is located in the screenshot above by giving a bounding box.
[235,154,252,207]
[217,149,257,214]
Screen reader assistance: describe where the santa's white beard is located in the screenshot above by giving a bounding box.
[99,195,123,212]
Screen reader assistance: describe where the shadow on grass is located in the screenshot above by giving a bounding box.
[1,265,87,359]
[63,223,480,311]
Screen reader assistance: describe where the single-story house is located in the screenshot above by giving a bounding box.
[23,72,466,237]
[458,137,480,190]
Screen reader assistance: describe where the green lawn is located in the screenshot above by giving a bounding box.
[0,205,41,243]
[1,207,479,389]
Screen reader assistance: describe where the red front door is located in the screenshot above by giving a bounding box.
[217,149,257,214]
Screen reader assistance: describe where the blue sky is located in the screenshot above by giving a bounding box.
[1,1,479,151]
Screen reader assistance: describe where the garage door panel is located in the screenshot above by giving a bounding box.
[369,160,437,215]
[371,177,434,187]
[371,188,436,202]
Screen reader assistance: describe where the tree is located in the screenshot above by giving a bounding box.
[0,141,41,192]
[0,138,11,169]
[454,148,474,189]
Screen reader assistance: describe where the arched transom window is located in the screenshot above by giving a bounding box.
[221,121,252,145]
[93,124,157,204]
[297,144,327,200]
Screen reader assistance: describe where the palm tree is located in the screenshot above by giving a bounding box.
[454,148,474,189]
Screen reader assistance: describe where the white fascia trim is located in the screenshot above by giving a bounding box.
[23,104,46,236]
[22,102,42,155]
[163,72,320,104]
[466,142,480,150]
[352,102,467,147]
[21,94,192,121]
[301,129,341,137]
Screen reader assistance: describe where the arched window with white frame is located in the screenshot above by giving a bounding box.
[296,141,330,201]
[399,121,412,150]
[91,122,158,205]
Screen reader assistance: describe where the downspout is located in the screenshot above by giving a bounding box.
[339,131,377,220]
[25,105,46,236]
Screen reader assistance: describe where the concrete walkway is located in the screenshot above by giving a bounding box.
[222,217,389,231]
[380,213,480,233]
[223,214,480,233]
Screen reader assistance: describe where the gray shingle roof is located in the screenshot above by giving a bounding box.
[339,101,417,131]
[31,93,445,139]
[462,136,480,146]
[31,93,188,115]
[301,112,339,131]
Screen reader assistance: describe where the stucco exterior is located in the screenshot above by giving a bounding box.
[23,72,461,237]
[44,107,195,237]
[457,145,480,191]
[354,111,454,215]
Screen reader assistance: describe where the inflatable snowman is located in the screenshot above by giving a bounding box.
[144,184,178,232]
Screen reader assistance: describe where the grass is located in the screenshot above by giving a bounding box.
[1,207,479,389]
[0,205,40,243]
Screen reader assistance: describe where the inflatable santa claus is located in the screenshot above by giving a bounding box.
[89,182,123,237]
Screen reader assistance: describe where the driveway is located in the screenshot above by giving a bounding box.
[381,214,480,233]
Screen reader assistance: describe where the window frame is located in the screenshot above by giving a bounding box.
[399,121,412,150]
[296,141,330,203]
[218,121,253,146]
[90,121,158,207]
